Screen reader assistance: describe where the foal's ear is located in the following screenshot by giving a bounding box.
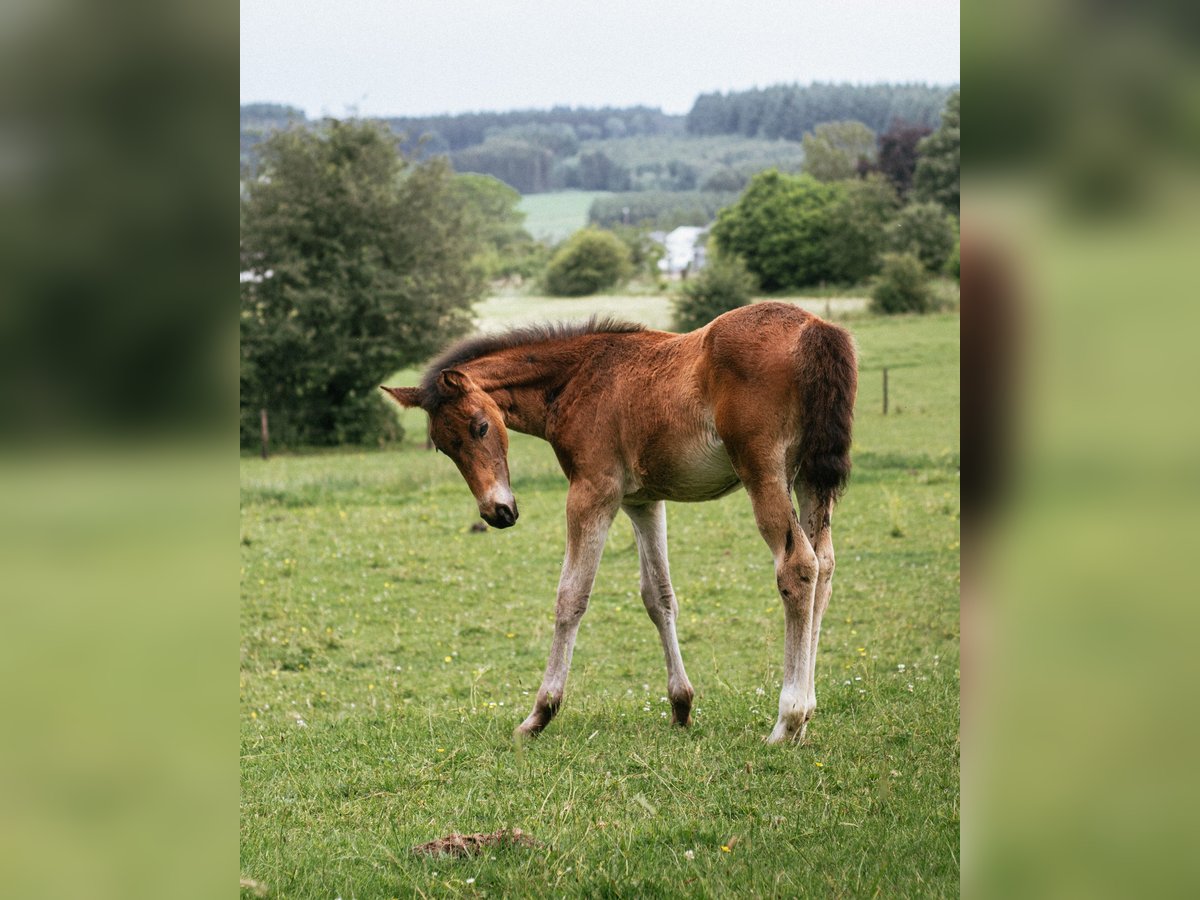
[380,385,422,408]
[436,368,475,398]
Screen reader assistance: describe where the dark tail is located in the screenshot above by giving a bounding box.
[796,318,858,504]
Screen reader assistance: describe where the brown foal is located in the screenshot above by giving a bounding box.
[383,301,857,743]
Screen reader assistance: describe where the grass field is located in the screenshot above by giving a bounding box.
[240,308,960,897]
[518,191,611,242]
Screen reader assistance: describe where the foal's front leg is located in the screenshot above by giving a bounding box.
[623,501,694,726]
[516,482,619,737]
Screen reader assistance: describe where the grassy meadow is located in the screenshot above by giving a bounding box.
[240,304,960,898]
[517,191,611,242]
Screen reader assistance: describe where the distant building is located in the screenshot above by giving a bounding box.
[653,226,710,277]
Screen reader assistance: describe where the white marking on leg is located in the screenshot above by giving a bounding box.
[624,501,694,724]
[742,481,815,745]
[517,486,617,735]
[798,493,835,733]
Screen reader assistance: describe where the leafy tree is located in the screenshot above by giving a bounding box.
[543,228,632,296]
[710,170,843,290]
[823,174,899,283]
[573,151,632,191]
[890,201,958,272]
[802,121,877,182]
[673,255,758,331]
[871,252,931,314]
[240,119,484,448]
[451,174,542,280]
[914,90,960,216]
[874,122,933,197]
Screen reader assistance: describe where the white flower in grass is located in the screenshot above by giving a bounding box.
[684,849,695,860]
[755,687,765,696]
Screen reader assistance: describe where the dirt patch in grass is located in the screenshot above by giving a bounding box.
[411,828,543,857]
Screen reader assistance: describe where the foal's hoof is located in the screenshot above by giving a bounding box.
[513,719,544,740]
[764,715,810,745]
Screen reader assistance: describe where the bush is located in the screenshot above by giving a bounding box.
[672,255,758,331]
[944,239,960,279]
[890,201,957,272]
[710,171,843,290]
[871,252,932,314]
[543,228,632,296]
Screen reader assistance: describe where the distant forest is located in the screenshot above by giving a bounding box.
[241,82,954,196]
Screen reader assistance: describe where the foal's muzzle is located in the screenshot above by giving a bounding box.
[484,502,518,529]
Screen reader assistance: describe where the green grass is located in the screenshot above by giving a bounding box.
[241,313,960,898]
[518,191,611,243]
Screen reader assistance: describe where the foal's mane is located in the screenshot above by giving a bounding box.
[418,316,644,409]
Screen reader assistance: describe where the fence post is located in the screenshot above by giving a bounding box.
[260,408,269,460]
[882,368,889,416]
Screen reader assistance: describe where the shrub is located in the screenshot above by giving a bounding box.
[672,255,758,331]
[944,239,960,279]
[890,201,957,272]
[871,252,932,314]
[543,228,632,296]
[710,171,842,290]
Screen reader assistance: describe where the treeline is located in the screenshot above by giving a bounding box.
[686,82,953,140]
[240,83,955,194]
[384,106,681,153]
[588,191,739,230]
[447,133,805,194]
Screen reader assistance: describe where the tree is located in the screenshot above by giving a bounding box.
[823,174,899,284]
[710,170,843,290]
[240,119,484,448]
[890,201,958,272]
[543,228,632,296]
[871,252,932,314]
[914,90,960,216]
[451,174,541,280]
[874,122,933,197]
[802,121,877,182]
[673,255,757,332]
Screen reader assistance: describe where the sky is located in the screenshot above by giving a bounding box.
[241,0,959,118]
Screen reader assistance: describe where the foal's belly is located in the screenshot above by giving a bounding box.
[626,432,742,503]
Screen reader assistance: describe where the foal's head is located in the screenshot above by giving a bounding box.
[382,370,518,528]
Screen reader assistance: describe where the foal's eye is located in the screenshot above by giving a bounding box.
[476,421,489,438]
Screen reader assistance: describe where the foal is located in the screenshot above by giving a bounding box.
[383,302,856,743]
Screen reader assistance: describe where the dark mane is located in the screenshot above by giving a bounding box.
[418,316,644,409]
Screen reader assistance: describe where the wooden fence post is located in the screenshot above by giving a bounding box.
[260,408,269,460]
[882,368,889,416]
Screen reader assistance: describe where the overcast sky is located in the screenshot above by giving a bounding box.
[241,0,959,118]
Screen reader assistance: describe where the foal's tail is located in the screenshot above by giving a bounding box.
[796,318,858,504]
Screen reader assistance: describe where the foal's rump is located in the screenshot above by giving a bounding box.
[699,302,857,500]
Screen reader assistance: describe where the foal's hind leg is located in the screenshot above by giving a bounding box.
[623,501,694,726]
[733,462,819,744]
[516,481,619,737]
[797,490,836,734]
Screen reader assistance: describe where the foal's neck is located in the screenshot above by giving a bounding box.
[460,339,596,439]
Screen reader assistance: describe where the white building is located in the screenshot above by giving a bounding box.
[654,226,709,277]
